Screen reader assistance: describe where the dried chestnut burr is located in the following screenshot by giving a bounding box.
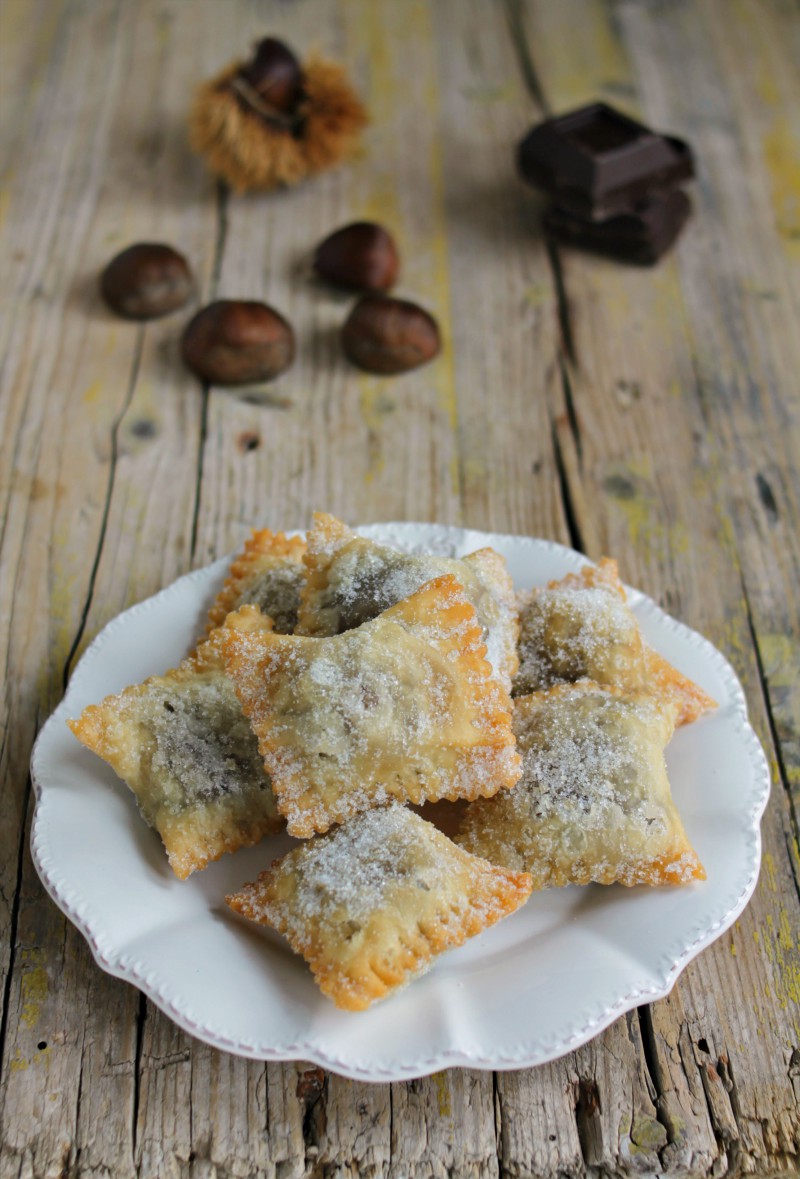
[181,300,295,385]
[314,222,400,292]
[189,36,367,193]
[341,295,441,375]
[100,243,194,320]
[238,37,304,115]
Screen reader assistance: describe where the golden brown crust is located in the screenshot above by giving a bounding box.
[296,511,355,635]
[515,557,716,725]
[188,59,367,193]
[458,682,705,889]
[644,645,717,726]
[68,616,282,879]
[158,790,284,880]
[226,804,532,1010]
[550,557,626,597]
[205,529,306,636]
[221,574,521,838]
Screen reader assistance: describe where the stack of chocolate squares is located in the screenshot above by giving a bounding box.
[517,102,695,264]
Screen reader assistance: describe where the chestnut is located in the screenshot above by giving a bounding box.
[100,243,194,320]
[314,222,400,292]
[181,300,295,385]
[239,37,303,114]
[341,295,441,375]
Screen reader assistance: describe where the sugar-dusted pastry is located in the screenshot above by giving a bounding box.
[457,682,706,889]
[296,512,519,690]
[221,575,522,838]
[513,558,715,725]
[206,529,307,636]
[68,607,283,879]
[226,803,532,1010]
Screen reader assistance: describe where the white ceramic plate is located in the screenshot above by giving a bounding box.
[31,524,770,1081]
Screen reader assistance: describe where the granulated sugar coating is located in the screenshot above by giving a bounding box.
[513,558,717,727]
[298,513,519,690]
[457,682,705,889]
[221,575,521,838]
[226,803,532,1010]
[514,560,646,697]
[67,631,282,879]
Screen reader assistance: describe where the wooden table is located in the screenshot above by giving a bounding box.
[2,1,798,1174]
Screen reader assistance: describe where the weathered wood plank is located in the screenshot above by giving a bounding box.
[388,1071,497,1178]
[0,2,150,1175]
[0,1,219,1175]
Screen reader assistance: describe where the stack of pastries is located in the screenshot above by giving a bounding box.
[69,515,714,1010]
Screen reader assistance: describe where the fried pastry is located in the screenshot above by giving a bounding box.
[68,607,283,879]
[457,682,706,889]
[296,512,519,689]
[226,803,532,1010]
[206,528,306,636]
[513,559,715,725]
[221,575,522,838]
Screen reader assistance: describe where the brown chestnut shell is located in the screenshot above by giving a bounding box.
[101,243,194,320]
[182,300,295,385]
[341,295,440,375]
[314,222,399,292]
[239,37,304,115]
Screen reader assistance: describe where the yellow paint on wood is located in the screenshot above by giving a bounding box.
[759,906,800,1033]
[735,0,800,255]
[82,380,105,409]
[0,187,12,235]
[630,1114,667,1153]
[432,1071,451,1118]
[20,956,49,1030]
[536,0,634,108]
[763,118,800,254]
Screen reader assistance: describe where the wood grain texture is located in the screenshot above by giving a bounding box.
[0,0,797,1175]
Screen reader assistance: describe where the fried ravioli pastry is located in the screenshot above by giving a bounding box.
[221,575,521,838]
[514,559,715,725]
[226,803,532,1010]
[68,607,282,879]
[458,682,705,889]
[297,512,519,689]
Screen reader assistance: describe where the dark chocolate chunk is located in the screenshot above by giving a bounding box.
[518,103,694,221]
[543,189,692,265]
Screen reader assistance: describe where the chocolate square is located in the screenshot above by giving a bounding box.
[518,103,694,221]
[543,189,692,265]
